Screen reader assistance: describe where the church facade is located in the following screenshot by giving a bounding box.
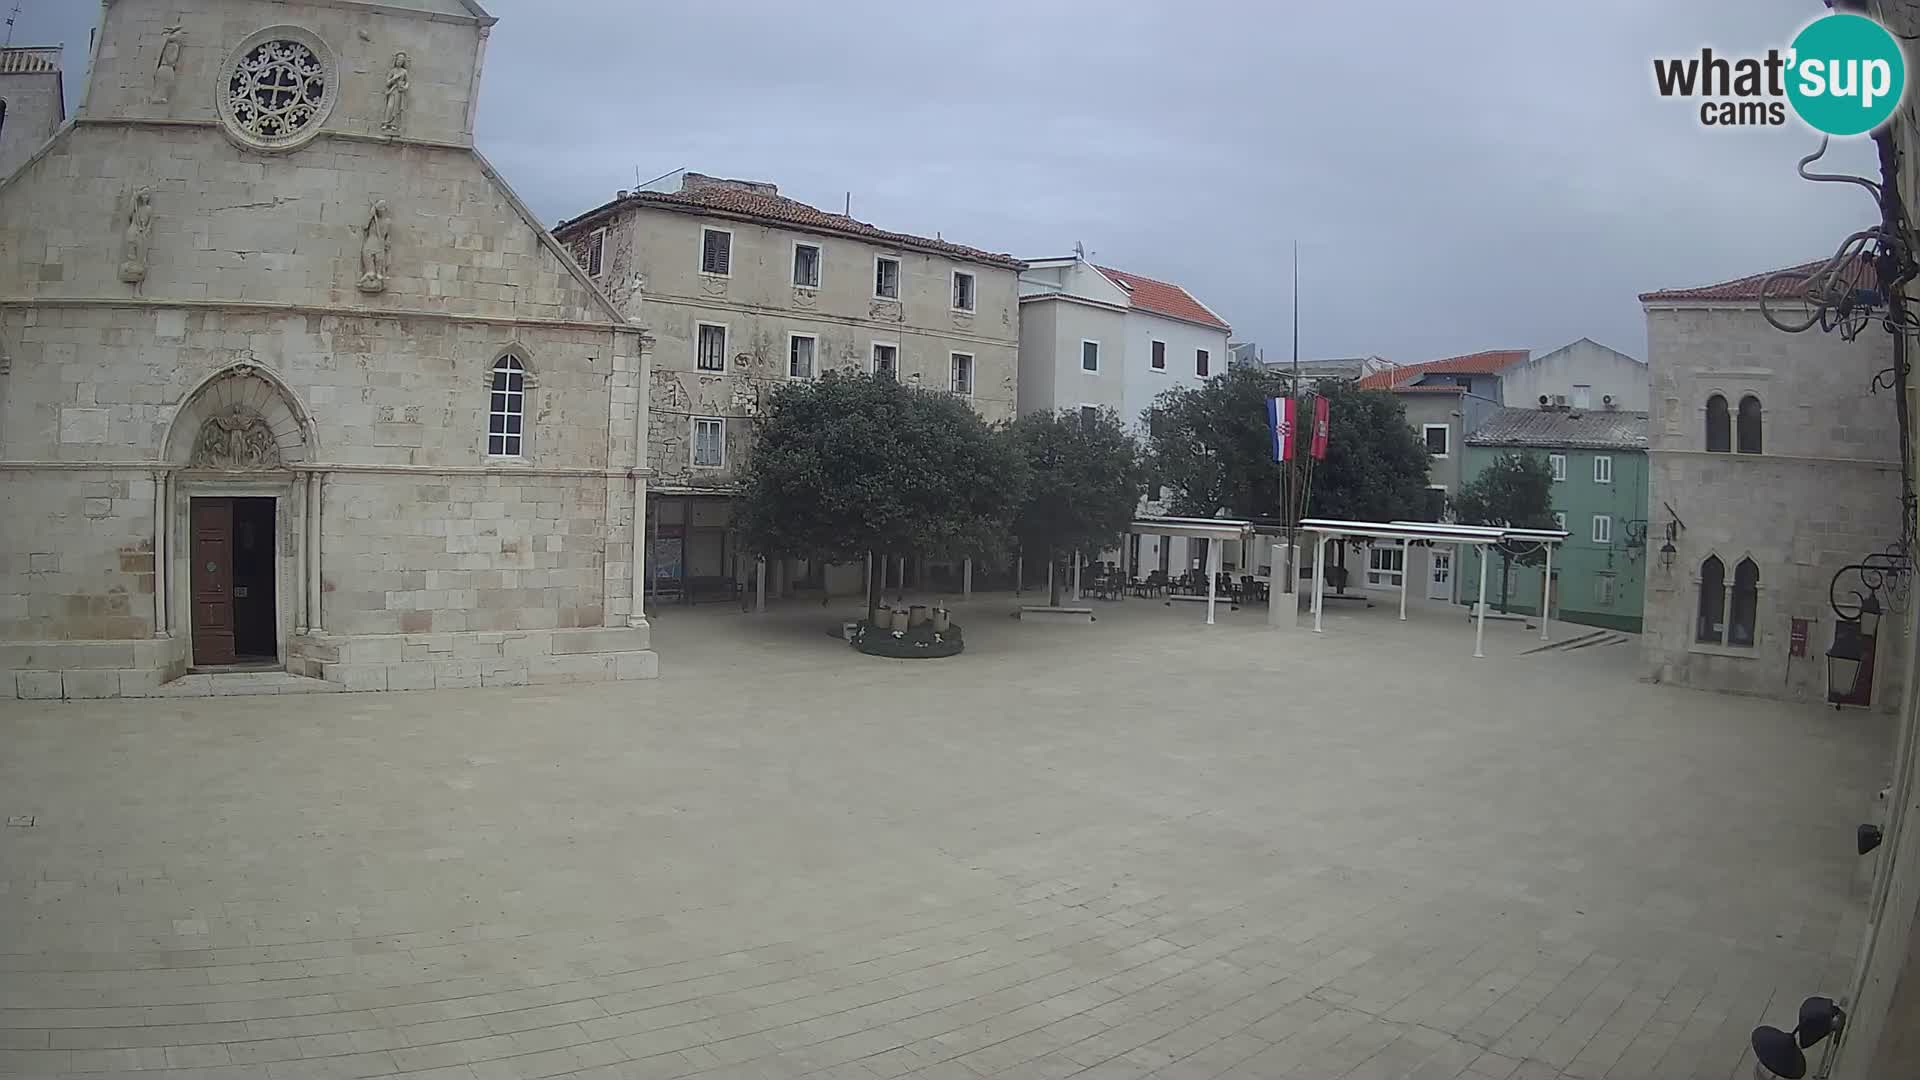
[0,0,658,697]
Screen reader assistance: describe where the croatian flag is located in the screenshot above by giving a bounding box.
[1311,395,1330,459]
[1268,396,1295,462]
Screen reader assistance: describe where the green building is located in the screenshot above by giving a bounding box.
[1458,408,1649,633]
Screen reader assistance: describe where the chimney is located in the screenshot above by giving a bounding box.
[681,172,778,197]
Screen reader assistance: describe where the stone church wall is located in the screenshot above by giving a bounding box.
[0,0,654,697]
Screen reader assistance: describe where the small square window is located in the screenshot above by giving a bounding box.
[1151,341,1166,371]
[872,343,897,378]
[695,323,727,372]
[692,417,725,468]
[874,256,900,300]
[789,334,815,379]
[1423,424,1450,457]
[1549,453,1567,481]
[950,352,973,395]
[1591,514,1612,544]
[952,271,975,312]
[792,243,821,288]
[1082,340,1100,372]
[1593,455,1613,484]
[1080,405,1099,431]
[700,228,731,276]
[1196,349,1210,377]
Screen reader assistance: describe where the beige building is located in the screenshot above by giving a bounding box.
[1639,265,1903,705]
[0,0,657,697]
[554,172,1021,600]
[0,45,65,180]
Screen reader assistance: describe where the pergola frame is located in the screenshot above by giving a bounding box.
[1125,517,1255,625]
[1301,518,1568,657]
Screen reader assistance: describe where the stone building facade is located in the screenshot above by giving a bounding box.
[0,45,65,181]
[1639,265,1902,704]
[554,172,1021,600]
[0,0,656,697]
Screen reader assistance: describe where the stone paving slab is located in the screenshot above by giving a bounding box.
[0,595,1891,1079]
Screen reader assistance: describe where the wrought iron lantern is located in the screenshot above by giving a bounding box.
[1659,538,1677,572]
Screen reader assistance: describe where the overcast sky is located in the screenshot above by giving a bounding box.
[14,0,1885,364]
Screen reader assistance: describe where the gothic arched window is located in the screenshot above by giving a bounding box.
[1729,558,1759,647]
[1696,555,1726,644]
[1705,394,1731,453]
[488,355,526,457]
[1737,395,1763,454]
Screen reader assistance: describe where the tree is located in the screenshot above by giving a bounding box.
[1452,451,1557,613]
[1007,407,1145,605]
[1143,370,1432,522]
[735,372,1029,620]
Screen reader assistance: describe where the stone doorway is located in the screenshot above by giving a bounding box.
[190,496,279,667]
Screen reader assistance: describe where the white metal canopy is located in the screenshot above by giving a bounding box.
[1126,517,1255,625]
[1299,518,1568,657]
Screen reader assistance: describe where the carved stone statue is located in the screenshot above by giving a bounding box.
[189,407,282,470]
[152,25,184,104]
[380,52,410,133]
[357,199,391,293]
[118,188,154,285]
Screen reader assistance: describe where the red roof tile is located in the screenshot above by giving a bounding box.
[558,174,1023,270]
[1638,259,1835,303]
[1355,349,1529,390]
[1093,266,1230,331]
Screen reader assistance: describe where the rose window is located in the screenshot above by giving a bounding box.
[226,39,326,141]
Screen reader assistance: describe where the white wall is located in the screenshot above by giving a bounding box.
[1505,339,1648,411]
[1123,312,1230,434]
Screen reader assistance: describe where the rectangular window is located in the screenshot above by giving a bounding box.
[1151,340,1166,371]
[1423,486,1447,522]
[700,228,731,276]
[1554,511,1568,532]
[1082,340,1100,372]
[1080,404,1099,431]
[950,352,973,395]
[1593,455,1613,484]
[1196,349,1210,377]
[1594,573,1616,606]
[1549,453,1567,481]
[788,334,815,379]
[584,228,606,277]
[952,270,975,312]
[1423,424,1450,457]
[691,417,725,468]
[1366,543,1405,587]
[871,342,897,379]
[1591,514,1612,544]
[874,256,900,300]
[695,323,727,372]
[792,242,821,288]
[1572,384,1592,409]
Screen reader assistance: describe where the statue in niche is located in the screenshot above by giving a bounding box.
[117,188,155,285]
[190,407,282,470]
[380,52,410,133]
[357,199,391,293]
[152,24,184,104]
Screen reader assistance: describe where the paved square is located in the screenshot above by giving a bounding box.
[0,597,1891,1079]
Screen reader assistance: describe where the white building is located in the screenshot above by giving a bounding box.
[1502,337,1648,412]
[1016,251,1232,578]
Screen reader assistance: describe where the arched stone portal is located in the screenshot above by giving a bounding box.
[158,364,317,670]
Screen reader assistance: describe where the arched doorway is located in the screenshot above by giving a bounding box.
[161,365,315,668]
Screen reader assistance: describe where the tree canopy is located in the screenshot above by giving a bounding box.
[735,373,1028,572]
[1007,407,1145,604]
[1142,369,1431,522]
[1453,451,1558,610]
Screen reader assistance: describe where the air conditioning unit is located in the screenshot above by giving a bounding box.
[1551,394,1568,407]
[1602,394,1616,408]
[1538,394,1550,406]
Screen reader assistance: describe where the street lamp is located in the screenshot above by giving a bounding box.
[1659,539,1677,572]
[1826,593,1882,706]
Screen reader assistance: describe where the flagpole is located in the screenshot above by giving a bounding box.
[1286,241,1301,593]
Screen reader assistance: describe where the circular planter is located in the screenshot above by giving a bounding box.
[851,619,964,658]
